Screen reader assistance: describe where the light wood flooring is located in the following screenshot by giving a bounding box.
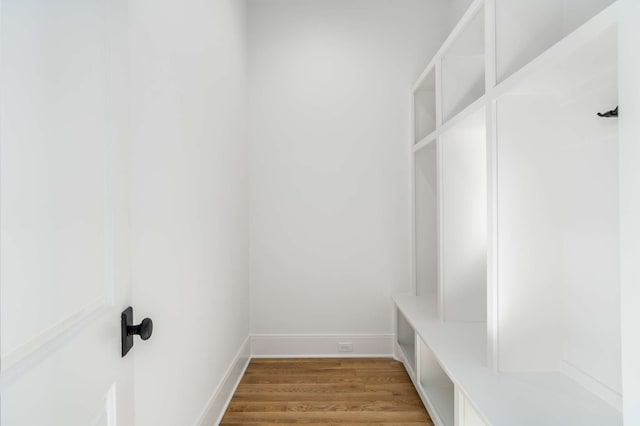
[220,357,433,425]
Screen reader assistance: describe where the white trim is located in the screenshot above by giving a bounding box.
[89,384,118,426]
[435,59,442,129]
[250,334,393,358]
[194,336,251,426]
[456,387,492,426]
[0,298,110,389]
[562,360,622,411]
[436,138,444,321]
[396,341,444,426]
[106,384,118,426]
[412,0,484,92]
[490,1,619,99]
[414,130,438,152]
[410,90,418,296]
[485,100,499,372]
[484,0,496,91]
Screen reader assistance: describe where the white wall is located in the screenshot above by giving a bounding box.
[128,1,249,425]
[248,0,450,337]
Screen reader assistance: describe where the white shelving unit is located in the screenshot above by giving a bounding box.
[399,1,627,425]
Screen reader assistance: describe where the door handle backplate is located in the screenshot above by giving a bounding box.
[121,306,153,357]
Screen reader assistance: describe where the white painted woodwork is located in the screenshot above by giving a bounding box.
[250,334,393,358]
[440,109,486,322]
[496,0,617,82]
[484,102,498,370]
[456,389,488,426]
[0,0,133,424]
[495,26,621,407]
[415,145,438,297]
[442,7,485,122]
[404,1,630,424]
[419,339,455,426]
[397,310,416,371]
[618,0,640,423]
[195,338,251,425]
[394,296,621,426]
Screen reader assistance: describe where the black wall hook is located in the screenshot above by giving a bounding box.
[597,106,618,118]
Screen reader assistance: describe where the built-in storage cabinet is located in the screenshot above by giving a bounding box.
[394,297,620,426]
[399,1,625,425]
[442,7,485,121]
[496,0,617,82]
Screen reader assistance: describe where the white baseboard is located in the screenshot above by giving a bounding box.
[194,336,250,426]
[250,334,394,358]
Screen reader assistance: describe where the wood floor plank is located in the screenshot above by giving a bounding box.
[220,358,432,425]
[235,383,367,394]
[221,411,430,422]
[231,391,414,402]
[286,400,426,412]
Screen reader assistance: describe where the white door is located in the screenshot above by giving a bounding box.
[0,0,136,425]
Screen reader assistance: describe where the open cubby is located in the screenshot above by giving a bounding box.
[414,69,437,142]
[496,0,617,82]
[419,339,455,426]
[414,143,438,297]
[442,6,485,122]
[496,25,620,406]
[440,108,486,322]
[397,309,416,372]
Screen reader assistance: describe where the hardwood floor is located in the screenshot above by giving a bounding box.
[220,358,433,425]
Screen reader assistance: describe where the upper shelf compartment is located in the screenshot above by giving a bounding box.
[442,5,485,122]
[496,0,617,83]
[414,68,437,143]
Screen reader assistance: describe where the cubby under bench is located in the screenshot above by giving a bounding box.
[394,295,621,426]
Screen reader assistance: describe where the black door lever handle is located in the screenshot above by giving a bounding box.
[121,307,153,357]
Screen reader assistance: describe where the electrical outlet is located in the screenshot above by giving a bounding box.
[338,342,353,352]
